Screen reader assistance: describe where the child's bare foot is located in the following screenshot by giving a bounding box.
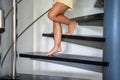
[46,46,62,56]
[66,21,77,35]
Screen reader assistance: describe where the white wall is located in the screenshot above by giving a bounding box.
[33,0,103,80]
[17,0,33,74]
[0,0,12,76]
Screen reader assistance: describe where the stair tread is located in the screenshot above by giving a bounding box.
[71,13,103,26]
[71,13,103,22]
[1,74,90,80]
[19,52,108,66]
[43,33,105,42]
[94,0,104,8]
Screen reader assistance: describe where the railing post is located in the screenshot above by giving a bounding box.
[103,0,120,80]
[12,0,17,79]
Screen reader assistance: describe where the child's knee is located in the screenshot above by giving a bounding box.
[48,12,55,21]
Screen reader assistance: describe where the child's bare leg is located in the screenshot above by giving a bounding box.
[66,21,77,35]
[46,22,62,56]
[48,2,77,35]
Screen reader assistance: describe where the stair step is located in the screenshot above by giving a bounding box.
[35,58,103,73]
[19,52,109,67]
[43,33,105,42]
[94,0,104,8]
[43,33,105,49]
[71,13,103,26]
[1,74,90,80]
